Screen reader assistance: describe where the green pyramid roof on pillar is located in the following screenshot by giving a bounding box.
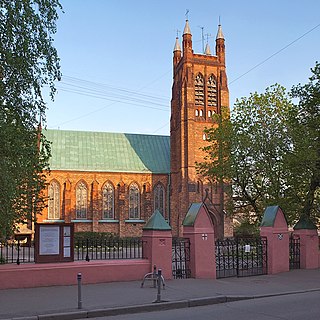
[143,210,171,231]
[260,205,288,227]
[293,215,317,230]
[183,203,203,227]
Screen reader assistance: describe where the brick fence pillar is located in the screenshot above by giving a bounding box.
[260,206,289,274]
[142,210,172,280]
[183,203,216,279]
[293,217,319,269]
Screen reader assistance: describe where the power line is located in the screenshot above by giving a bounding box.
[229,23,320,85]
[50,70,171,128]
[50,22,320,131]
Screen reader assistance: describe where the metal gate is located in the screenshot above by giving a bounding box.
[289,234,300,270]
[215,237,268,278]
[172,238,191,279]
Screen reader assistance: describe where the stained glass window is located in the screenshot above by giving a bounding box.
[48,181,60,219]
[154,183,165,217]
[76,181,87,219]
[102,182,114,219]
[129,183,140,219]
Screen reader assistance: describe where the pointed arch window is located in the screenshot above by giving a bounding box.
[48,181,60,220]
[154,183,165,217]
[129,183,140,219]
[207,74,217,107]
[195,73,204,106]
[102,182,114,219]
[76,181,87,219]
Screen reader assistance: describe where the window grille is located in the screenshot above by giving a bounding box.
[195,74,204,106]
[207,74,217,107]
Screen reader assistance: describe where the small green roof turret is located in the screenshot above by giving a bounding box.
[143,210,171,231]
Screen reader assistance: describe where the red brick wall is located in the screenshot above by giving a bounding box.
[170,34,231,238]
[40,171,169,238]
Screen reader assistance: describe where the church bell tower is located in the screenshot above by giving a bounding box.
[170,20,229,238]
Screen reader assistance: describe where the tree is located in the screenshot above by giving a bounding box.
[0,0,61,238]
[198,64,320,229]
[197,84,294,225]
[287,62,320,226]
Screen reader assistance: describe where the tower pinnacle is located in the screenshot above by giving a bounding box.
[216,24,224,40]
[183,20,191,35]
[204,43,211,55]
[174,37,181,52]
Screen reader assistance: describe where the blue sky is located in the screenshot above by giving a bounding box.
[45,0,320,135]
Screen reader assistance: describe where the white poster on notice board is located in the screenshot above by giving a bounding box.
[39,226,60,255]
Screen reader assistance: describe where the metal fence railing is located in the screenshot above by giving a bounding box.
[0,238,145,265]
[0,240,34,265]
[74,238,145,261]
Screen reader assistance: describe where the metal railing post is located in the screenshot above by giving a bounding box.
[16,239,20,265]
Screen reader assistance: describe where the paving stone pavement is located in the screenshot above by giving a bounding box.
[0,269,319,320]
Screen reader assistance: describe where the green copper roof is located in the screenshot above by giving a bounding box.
[143,210,171,231]
[293,215,317,230]
[260,205,288,227]
[44,129,170,173]
[260,206,278,227]
[183,203,203,226]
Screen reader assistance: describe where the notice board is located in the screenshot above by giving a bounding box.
[35,223,74,263]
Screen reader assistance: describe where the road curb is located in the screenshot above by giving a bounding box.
[4,288,320,320]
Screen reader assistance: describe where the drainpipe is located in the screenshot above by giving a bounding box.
[167,173,171,225]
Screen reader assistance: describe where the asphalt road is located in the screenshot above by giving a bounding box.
[89,291,320,320]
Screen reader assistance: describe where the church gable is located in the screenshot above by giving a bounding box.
[45,129,170,174]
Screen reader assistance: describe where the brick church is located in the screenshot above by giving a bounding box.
[38,20,233,239]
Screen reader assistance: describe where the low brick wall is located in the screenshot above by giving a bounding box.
[0,260,151,290]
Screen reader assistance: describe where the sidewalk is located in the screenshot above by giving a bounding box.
[0,269,319,320]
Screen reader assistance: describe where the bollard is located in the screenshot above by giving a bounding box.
[156,269,162,303]
[77,273,82,309]
[153,265,157,288]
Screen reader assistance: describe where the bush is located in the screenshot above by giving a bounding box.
[233,219,260,237]
[74,232,116,243]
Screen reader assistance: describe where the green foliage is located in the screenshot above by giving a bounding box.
[0,0,62,238]
[287,62,320,223]
[197,66,320,226]
[233,218,260,237]
[198,84,294,223]
[74,232,116,243]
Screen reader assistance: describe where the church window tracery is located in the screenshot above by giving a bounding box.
[76,181,87,219]
[102,182,114,219]
[207,74,217,107]
[48,180,60,219]
[195,73,204,106]
[154,183,165,217]
[129,183,140,219]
